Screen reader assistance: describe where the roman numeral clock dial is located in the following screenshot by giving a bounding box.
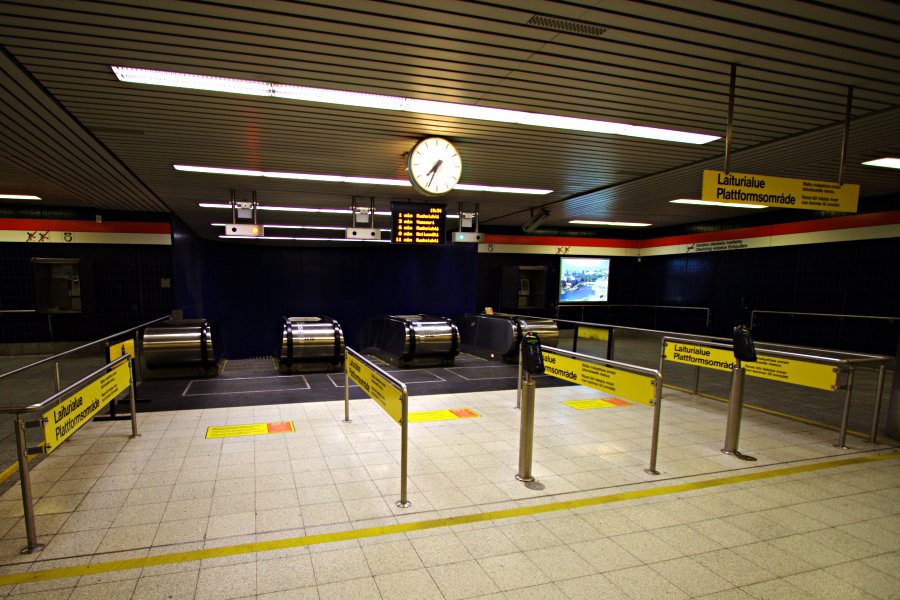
[406,137,462,196]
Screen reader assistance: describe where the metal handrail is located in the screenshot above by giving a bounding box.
[751,309,899,328]
[522,344,664,474]
[345,348,408,393]
[560,303,712,326]
[663,336,848,366]
[501,312,892,365]
[0,309,36,314]
[0,354,131,414]
[660,335,889,447]
[0,315,169,381]
[344,347,410,508]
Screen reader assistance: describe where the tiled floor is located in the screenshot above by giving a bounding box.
[0,384,897,599]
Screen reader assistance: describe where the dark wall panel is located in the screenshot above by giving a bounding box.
[0,242,174,344]
[479,237,899,354]
[172,220,478,359]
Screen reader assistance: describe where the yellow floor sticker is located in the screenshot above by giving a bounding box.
[408,408,480,422]
[206,421,295,439]
[563,398,632,410]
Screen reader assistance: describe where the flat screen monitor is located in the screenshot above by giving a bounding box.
[559,257,610,303]
[390,202,446,244]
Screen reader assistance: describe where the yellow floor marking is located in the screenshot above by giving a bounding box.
[205,421,295,439]
[563,398,631,410]
[1,451,896,586]
[0,455,36,486]
[408,408,480,422]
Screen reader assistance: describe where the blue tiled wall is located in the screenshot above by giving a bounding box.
[171,218,479,359]
[0,242,174,344]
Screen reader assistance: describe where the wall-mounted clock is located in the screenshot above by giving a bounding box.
[406,137,462,196]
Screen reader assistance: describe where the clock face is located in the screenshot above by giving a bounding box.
[406,137,462,196]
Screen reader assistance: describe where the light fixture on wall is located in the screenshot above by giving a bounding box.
[0,194,41,200]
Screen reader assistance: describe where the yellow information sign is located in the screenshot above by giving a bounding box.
[205,421,295,439]
[108,338,135,361]
[702,170,859,212]
[542,351,655,406]
[664,342,838,391]
[43,360,131,454]
[347,354,404,424]
[408,408,480,423]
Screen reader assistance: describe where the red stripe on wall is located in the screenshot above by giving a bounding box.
[483,234,639,248]
[643,210,900,248]
[0,219,171,234]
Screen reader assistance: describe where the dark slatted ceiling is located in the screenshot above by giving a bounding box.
[0,0,897,239]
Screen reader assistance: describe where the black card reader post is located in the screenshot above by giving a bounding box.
[733,324,757,362]
[521,332,545,375]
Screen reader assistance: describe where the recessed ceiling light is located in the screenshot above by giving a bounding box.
[0,194,41,200]
[569,220,652,227]
[113,66,719,145]
[670,199,768,209]
[178,165,551,195]
[862,157,900,169]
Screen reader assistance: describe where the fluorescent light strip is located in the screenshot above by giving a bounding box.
[0,194,41,200]
[670,198,768,209]
[211,222,347,231]
[862,157,900,169]
[569,220,651,227]
[178,165,551,195]
[218,235,390,243]
[114,66,719,145]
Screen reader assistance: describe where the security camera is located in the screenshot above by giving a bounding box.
[522,207,550,233]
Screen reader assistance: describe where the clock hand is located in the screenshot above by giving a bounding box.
[427,159,443,187]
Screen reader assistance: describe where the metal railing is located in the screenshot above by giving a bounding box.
[558,303,712,327]
[0,315,169,384]
[500,311,892,444]
[516,343,664,475]
[343,348,410,507]
[751,310,899,328]
[0,354,138,554]
[660,335,889,449]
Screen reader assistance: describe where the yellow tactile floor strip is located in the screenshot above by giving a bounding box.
[0,451,896,586]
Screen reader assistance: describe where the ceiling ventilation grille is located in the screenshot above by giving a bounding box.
[526,15,607,37]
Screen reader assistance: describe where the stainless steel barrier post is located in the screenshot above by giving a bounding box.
[692,366,701,395]
[15,416,43,554]
[870,362,886,444]
[53,362,61,392]
[836,367,855,449]
[128,358,140,439]
[516,341,523,410]
[721,360,756,461]
[398,390,411,507]
[343,366,351,423]
[572,325,579,353]
[516,372,536,482]
[646,378,662,475]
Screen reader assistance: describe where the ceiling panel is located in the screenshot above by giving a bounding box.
[0,0,897,241]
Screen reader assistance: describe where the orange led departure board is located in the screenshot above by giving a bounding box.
[391,202,446,244]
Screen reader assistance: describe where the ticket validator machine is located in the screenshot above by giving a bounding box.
[723,325,757,460]
[517,332,543,483]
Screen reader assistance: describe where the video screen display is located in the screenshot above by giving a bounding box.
[391,202,446,244]
[559,257,610,303]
